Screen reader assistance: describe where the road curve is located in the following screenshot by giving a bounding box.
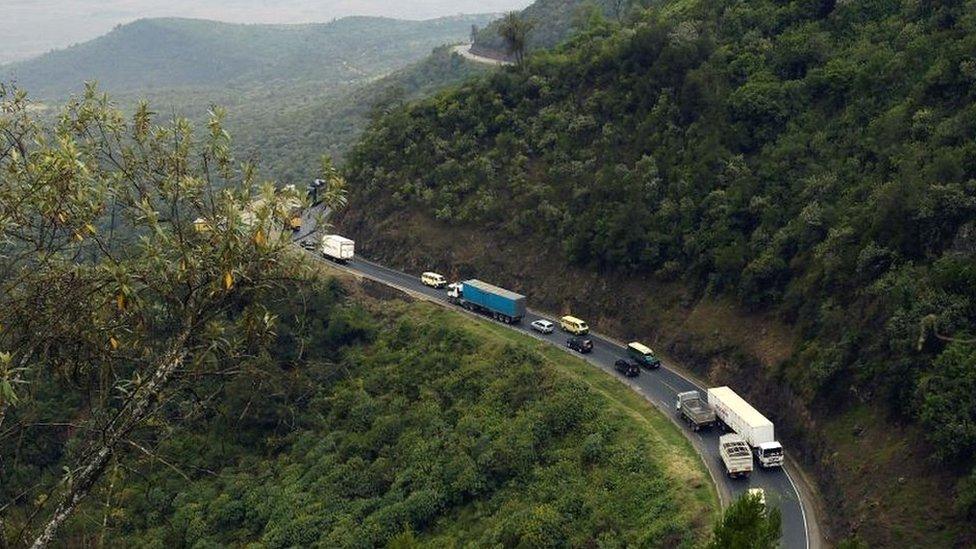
[451,43,513,66]
[296,237,822,548]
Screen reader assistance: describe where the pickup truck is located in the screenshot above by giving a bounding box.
[719,434,754,479]
[675,391,716,431]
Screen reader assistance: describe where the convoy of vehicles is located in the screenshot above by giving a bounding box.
[299,229,790,485]
[321,234,355,263]
[421,272,447,288]
[627,341,661,369]
[675,390,717,431]
[530,319,554,334]
[614,358,640,377]
[719,434,754,478]
[567,336,593,353]
[708,387,784,468]
[560,315,589,335]
[447,279,526,324]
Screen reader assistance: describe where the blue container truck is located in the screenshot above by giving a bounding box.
[450,279,526,324]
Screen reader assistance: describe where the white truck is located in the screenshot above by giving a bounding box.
[707,386,784,468]
[321,234,354,263]
[719,434,754,478]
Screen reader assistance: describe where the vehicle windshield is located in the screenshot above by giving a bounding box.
[763,447,784,457]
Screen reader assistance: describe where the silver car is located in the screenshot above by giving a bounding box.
[531,319,554,334]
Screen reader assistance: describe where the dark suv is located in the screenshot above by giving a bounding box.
[567,336,593,354]
[614,358,640,377]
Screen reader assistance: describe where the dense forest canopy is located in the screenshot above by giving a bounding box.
[2,280,721,546]
[346,0,976,520]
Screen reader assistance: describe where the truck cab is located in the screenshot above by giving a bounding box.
[446,282,463,301]
[756,442,785,467]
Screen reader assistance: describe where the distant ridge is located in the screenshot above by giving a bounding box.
[4,14,497,98]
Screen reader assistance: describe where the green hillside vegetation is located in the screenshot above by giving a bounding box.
[6,15,496,99]
[472,0,675,58]
[6,16,497,187]
[232,45,491,183]
[1,276,717,546]
[344,0,976,544]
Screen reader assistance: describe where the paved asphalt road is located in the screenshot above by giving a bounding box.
[296,224,815,548]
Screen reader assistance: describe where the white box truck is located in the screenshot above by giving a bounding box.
[707,386,784,468]
[321,234,354,263]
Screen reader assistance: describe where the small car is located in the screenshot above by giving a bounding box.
[614,358,640,377]
[567,336,593,354]
[531,319,554,334]
[299,240,317,250]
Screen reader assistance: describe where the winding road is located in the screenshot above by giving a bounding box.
[294,203,822,547]
[451,43,513,66]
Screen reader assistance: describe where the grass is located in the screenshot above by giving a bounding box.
[408,300,721,538]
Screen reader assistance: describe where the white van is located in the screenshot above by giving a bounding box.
[421,272,447,288]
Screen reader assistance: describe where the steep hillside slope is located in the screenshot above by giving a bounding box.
[5,15,497,99]
[342,1,976,545]
[1,273,718,546]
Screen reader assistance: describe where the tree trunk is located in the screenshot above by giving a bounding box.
[29,331,190,549]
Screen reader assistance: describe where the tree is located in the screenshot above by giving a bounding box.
[917,342,976,464]
[0,84,343,547]
[497,12,535,66]
[707,492,781,549]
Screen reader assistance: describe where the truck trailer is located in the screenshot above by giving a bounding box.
[321,234,354,263]
[448,279,526,324]
[707,386,784,468]
[676,390,716,431]
[719,434,754,478]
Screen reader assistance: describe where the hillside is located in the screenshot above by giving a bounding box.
[341,1,976,546]
[1,271,718,546]
[5,15,497,99]
[231,45,492,183]
[471,0,665,59]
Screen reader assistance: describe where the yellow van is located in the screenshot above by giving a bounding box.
[560,315,589,335]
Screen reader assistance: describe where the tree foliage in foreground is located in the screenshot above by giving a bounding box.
[707,492,781,549]
[5,297,714,547]
[0,84,336,547]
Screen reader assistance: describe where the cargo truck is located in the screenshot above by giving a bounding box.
[675,390,716,431]
[447,279,525,324]
[719,434,754,478]
[321,234,354,263]
[707,386,784,468]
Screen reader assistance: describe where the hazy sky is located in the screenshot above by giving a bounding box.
[1,0,532,63]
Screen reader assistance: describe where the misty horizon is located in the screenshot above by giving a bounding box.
[2,0,532,64]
